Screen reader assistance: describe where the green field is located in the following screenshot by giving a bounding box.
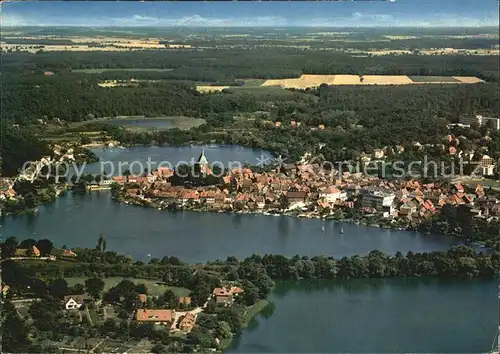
[241,79,267,87]
[105,116,206,131]
[65,277,191,297]
[72,68,174,73]
[409,76,460,83]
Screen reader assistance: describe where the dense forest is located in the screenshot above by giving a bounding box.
[1,125,51,176]
[1,44,499,175]
[2,49,499,81]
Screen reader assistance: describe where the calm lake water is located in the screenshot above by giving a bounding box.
[229,279,498,353]
[1,145,495,353]
[2,191,458,263]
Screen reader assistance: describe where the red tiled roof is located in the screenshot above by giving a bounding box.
[157,167,173,176]
[182,191,199,199]
[236,193,250,201]
[213,287,231,296]
[179,296,191,305]
[136,309,174,322]
[230,286,243,294]
[63,249,77,257]
[322,186,340,194]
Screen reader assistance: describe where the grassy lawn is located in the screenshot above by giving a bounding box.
[409,76,460,83]
[65,277,191,297]
[87,307,100,325]
[72,68,174,73]
[242,299,270,328]
[241,78,266,87]
[219,337,234,350]
[89,116,205,132]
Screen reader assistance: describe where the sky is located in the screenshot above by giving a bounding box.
[1,0,499,28]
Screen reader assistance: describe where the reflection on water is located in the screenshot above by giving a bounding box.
[3,191,459,263]
[227,279,497,353]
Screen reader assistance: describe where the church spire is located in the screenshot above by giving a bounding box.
[198,148,208,165]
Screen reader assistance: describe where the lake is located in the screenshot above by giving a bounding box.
[2,191,458,263]
[229,279,498,353]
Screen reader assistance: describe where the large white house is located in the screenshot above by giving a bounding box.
[63,295,84,310]
[319,186,347,204]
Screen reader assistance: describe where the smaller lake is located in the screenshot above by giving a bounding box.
[80,145,272,176]
[228,279,498,353]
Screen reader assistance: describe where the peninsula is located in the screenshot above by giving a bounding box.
[108,149,500,249]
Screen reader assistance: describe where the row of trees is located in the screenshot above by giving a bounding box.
[4,240,497,295]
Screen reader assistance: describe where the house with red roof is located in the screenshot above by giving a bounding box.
[135,309,175,325]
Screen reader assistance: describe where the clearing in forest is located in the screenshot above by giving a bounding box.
[195,86,230,93]
[73,68,174,73]
[260,74,484,89]
[452,76,485,83]
[409,76,460,83]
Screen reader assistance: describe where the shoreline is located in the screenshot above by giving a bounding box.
[219,299,271,352]
[114,193,432,234]
[110,193,490,250]
[111,192,446,238]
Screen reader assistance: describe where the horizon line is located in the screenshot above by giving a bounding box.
[3,25,500,28]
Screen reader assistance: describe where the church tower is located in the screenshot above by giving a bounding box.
[197,148,211,176]
[198,148,208,165]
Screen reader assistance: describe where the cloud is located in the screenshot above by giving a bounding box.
[352,12,393,22]
[1,13,37,27]
[1,10,497,28]
[103,14,288,27]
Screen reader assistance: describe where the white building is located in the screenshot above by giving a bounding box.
[361,189,395,211]
[460,115,500,130]
[480,155,495,176]
[319,186,347,204]
[63,295,84,310]
[372,149,385,159]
